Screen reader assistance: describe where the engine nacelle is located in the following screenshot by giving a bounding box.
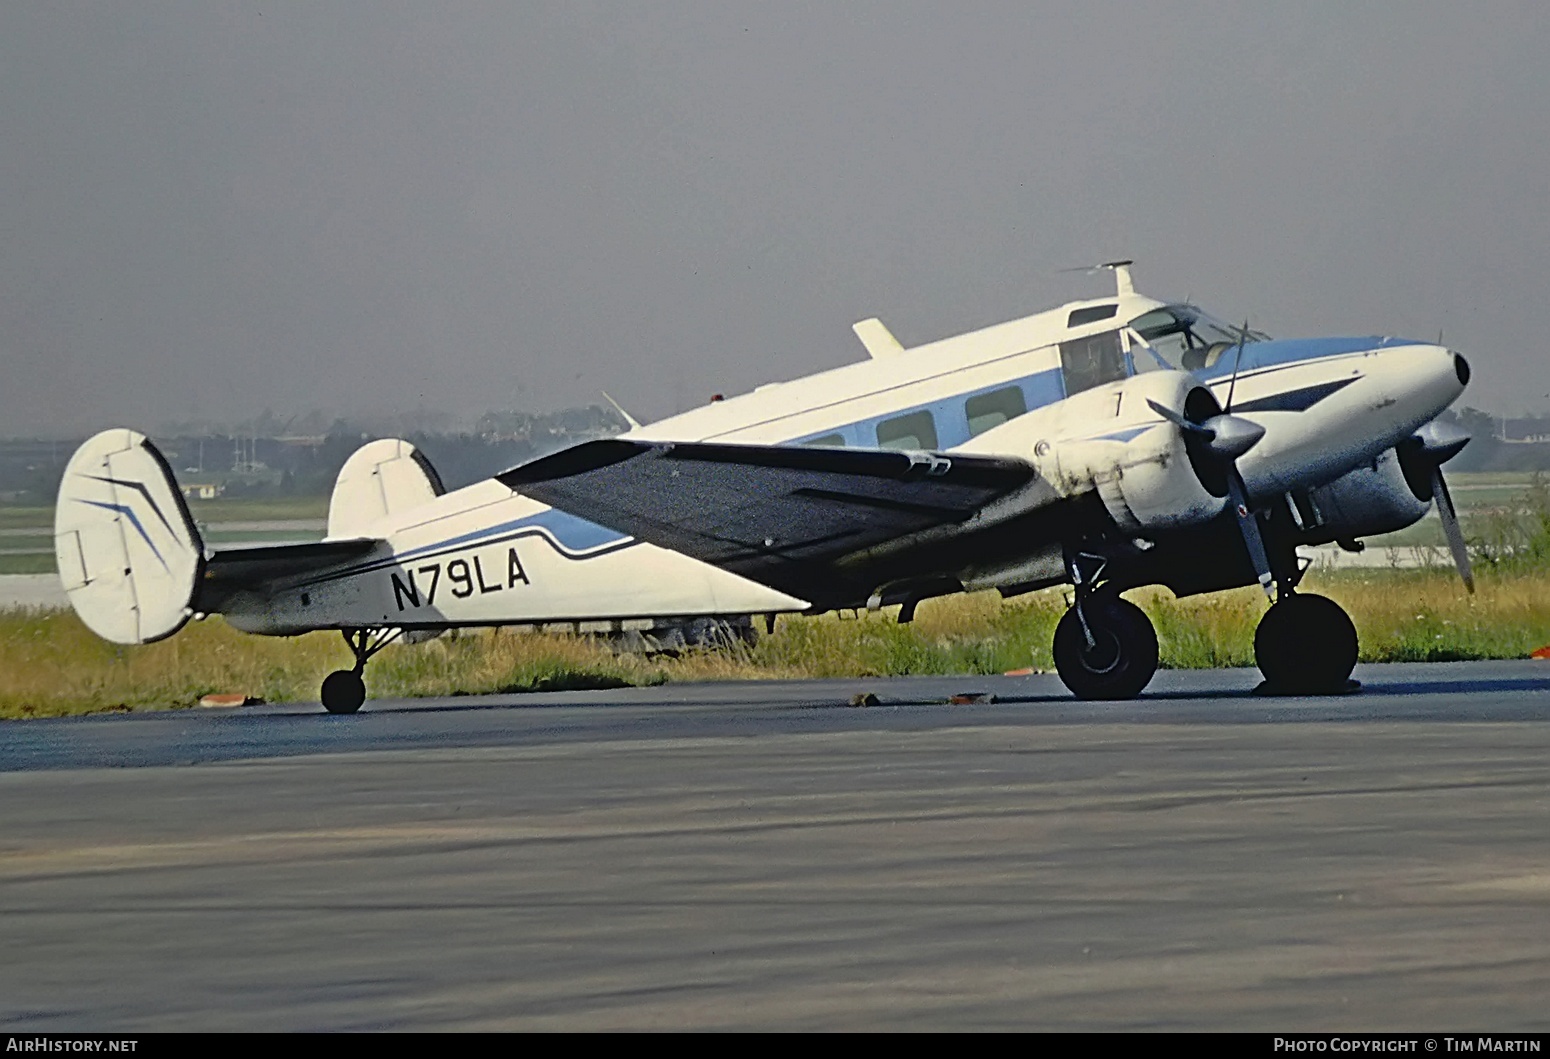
[959,370,1235,533]
[1302,447,1430,542]
[1029,372,1227,532]
[1050,422,1228,532]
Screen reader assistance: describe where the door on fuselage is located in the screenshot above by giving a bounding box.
[1059,330,1129,397]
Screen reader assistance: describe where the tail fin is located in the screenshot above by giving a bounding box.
[327,438,444,539]
[54,429,204,644]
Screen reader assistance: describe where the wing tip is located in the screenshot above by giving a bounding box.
[498,438,649,488]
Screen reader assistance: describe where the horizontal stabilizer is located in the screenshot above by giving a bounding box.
[500,439,1035,605]
[201,539,380,590]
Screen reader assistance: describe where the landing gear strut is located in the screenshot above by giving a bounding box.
[320,627,400,714]
[1053,553,1159,700]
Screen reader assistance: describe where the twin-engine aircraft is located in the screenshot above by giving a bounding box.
[55,263,1474,712]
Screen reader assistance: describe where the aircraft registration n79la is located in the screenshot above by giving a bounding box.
[55,263,1475,712]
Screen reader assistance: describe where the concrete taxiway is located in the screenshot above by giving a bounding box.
[2,661,1548,1030]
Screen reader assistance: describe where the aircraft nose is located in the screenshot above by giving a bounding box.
[1452,351,1471,387]
[1410,343,1469,400]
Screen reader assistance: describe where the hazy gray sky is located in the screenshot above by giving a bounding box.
[3,1,1547,437]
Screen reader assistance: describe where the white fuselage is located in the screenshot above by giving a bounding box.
[220,289,1469,635]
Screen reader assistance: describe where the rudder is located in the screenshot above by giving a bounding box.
[54,429,205,644]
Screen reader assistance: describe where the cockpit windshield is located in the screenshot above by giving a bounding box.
[1128,305,1270,373]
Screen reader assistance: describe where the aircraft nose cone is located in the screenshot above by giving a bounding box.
[1409,343,1468,401]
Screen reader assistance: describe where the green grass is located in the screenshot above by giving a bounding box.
[0,534,50,549]
[181,496,329,522]
[0,507,50,531]
[0,554,58,575]
[4,567,1547,720]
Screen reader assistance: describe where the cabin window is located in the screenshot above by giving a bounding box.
[965,387,1026,437]
[1067,304,1118,328]
[1059,330,1128,396]
[801,433,846,448]
[876,410,938,451]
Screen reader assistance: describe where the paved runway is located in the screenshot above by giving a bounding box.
[3,661,1549,1030]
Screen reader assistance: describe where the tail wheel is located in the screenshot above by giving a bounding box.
[1254,593,1358,693]
[1053,596,1159,700]
[319,628,400,714]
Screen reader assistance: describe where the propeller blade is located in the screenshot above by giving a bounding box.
[1155,386,1274,599]
[1226,465,1275,600]
[1431,466,1475,594]
[1147,398,1214,436]
[1413,420,1471,465]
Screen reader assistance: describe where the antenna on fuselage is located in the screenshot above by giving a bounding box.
[1103,260,1135,296]
[1224,320,1252,413]
[1057,259,1135,297]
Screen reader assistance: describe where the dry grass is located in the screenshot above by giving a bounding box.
[3,568,1547,720]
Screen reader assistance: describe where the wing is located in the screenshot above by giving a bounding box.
[500,439,1055,607]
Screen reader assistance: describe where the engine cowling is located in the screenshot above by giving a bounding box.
[1301,447,1430,542]
[962,370,1228,533]
[1051,424,1227,532]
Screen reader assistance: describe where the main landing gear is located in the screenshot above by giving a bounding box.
[320,628,400,714]
[1053,552,1161,701]
[1253,591,1358,694]
[1053,593,1159,700]
[1050,551,1360,701]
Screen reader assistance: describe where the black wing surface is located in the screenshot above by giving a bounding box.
[500,439,1044,606]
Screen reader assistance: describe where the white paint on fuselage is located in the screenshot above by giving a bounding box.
[220,285,1469,634]
[1226,343,1463,497]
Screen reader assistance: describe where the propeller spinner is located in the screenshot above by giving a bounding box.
[1147,396,1274,597]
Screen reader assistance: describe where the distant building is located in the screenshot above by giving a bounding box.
[180,482,224,501]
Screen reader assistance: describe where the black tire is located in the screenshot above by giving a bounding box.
[320,669,366,714]
[1253,593,1358,693]
[1053,596,1160,700]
